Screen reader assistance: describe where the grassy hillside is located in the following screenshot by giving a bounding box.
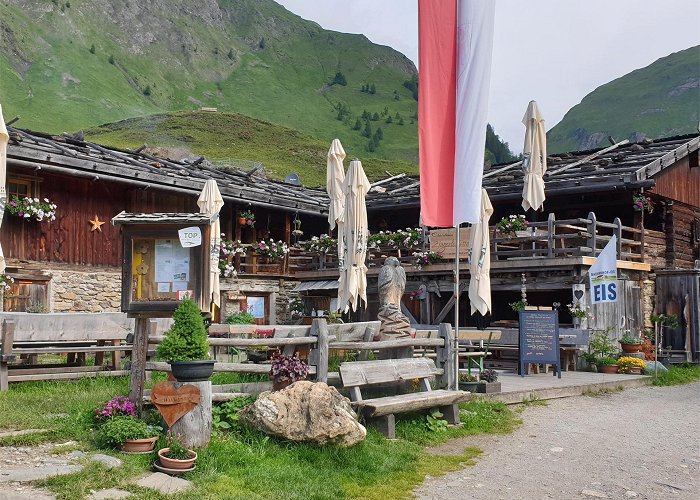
[548,46,700,152]
[0,0,419,164]
[85,111,418,186]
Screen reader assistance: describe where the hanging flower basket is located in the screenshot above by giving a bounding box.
[6,197,57,222]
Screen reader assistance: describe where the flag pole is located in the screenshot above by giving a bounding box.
[454,224,460,390]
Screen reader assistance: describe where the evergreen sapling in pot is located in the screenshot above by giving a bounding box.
[155,298,214,382]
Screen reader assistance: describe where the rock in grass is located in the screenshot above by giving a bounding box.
[642,361,668,375]
[239,381,366,447]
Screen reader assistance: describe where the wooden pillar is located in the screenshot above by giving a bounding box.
[129,317,158,414]
[0,320,16,391]
[313,318,329,383]
[170,380,212,448]
[436,322,456,390]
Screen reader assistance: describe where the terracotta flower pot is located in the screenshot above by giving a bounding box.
[620,343,641,353]
[238,217,246,226]
[120,436,158,453]
[627,367,643,375]
[597,364,619,374]
[158,448,197,469]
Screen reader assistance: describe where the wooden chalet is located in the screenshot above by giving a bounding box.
[0,127,329,322]
[296,134,700,362]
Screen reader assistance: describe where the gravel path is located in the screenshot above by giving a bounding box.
[415,383,700,500]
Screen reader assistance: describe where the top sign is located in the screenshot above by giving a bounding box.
[178,227,202,248]
[429,228,471,259]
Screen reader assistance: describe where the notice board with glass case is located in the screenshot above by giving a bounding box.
[112,213,216,315]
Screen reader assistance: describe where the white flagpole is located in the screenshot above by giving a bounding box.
[454,224,460,390]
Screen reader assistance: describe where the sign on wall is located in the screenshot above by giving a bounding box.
[429,228,471,259]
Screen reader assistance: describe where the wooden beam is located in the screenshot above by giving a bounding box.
[547,140,629,177]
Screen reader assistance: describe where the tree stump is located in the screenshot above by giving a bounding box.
[170,380,212,448]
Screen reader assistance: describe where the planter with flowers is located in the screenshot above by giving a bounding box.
[458,369,501,393]
[632,194,653,214]
[157,430,197,471]
[270,351,309,391]
[567,302,591,328]
[250,239,288,273]
[596,356,619,374]
[238,209,255,227]
[412,251,441,268]
[617,356,646,375]
[496,215,528,236]
[94,397,161,452]
[6,197,57,222]
[219,236,247,278]
[0,273,14,294]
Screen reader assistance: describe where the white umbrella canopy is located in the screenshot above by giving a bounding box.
[521,100,547,212]
[326,138,346,230]
[0,104,8,274]
[468,188,493,316]
[197,179,224,309]
[337,159,371,313]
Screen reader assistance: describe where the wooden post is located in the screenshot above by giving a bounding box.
[613,217,623,259]
[436,322,456,390]
[1,320,16,391]
[587,212,597,256]
[313,318,329,383]
[547,213,555,257]
[129,317,158,414]
[170,380,212,448]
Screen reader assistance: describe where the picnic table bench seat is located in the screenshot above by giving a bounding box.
[339,358,470,438]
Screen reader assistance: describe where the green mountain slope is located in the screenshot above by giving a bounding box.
[548,46,700,152]
[0,0,419,163]
[85,111,418,186]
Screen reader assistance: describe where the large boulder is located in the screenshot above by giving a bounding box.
[239,381,366,447]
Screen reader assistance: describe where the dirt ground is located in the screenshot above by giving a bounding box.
[415,382,700,500]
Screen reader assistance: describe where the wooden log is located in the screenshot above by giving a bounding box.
[437,323,456,390]
[169,380,212,448]
[7,370,129,383]
[149,336,316,347]
[355,390,469,417]
[329,338,443,350]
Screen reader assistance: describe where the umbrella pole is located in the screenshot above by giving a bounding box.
[453,225,460,390]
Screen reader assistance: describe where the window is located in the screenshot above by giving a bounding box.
[6,176,39,200]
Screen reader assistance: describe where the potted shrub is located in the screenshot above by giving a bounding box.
[156,298,214,382]
[596,356,619,374]
[586,329,618,369]
[97,415,161,453]
[238,209,255,227]
[617,356,646,375]
[458,370,501,393]
[270,351,309,391]
[158,430,197,470]
[619,334,644,353]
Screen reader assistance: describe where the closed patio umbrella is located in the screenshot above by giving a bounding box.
[521,100,547,212]
[468,188,493,316]
[337,159,371,313]
[326,139,346,230]
[0,104,8,275]
[197,179,224,311]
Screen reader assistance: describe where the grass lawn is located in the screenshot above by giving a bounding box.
[0,377,519,499]
[651,363,700,386]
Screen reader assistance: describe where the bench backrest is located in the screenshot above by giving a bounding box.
[339,358,440,388]
[0,312,133,342]
[208,324,313,338]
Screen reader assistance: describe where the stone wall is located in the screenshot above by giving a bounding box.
[49,269,122,312]
[219,277,300,324]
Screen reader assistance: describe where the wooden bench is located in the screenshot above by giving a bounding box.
[339,358,470,438]
[1,314,134,390]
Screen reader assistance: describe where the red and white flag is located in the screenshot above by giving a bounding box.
[418,0,496,227]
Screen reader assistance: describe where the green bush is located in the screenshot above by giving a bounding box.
[596,356,618,366]
[225,311,255,324]
[156,298,209,361]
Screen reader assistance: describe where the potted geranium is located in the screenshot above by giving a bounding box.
[157,430,197,470]
[270,351,309,391]
[155,298,214,382]
[567,302,590,328]
[632,194,653,214]
[6,196,57,222]
[0,272,14,293]
[238,209,255,227]
[412,251,441,268]
[496,215,528,236]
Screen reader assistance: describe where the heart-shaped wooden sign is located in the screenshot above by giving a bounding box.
[151,382,201,427]
[574,290,584,300]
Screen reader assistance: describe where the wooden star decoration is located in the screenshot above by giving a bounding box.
[89,216,106,232]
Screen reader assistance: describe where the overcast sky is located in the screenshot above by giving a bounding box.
[276,0,700,153]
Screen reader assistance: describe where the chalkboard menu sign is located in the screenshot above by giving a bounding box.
[519,310,561,378]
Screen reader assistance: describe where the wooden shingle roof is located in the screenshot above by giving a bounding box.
[6,127,330,216]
